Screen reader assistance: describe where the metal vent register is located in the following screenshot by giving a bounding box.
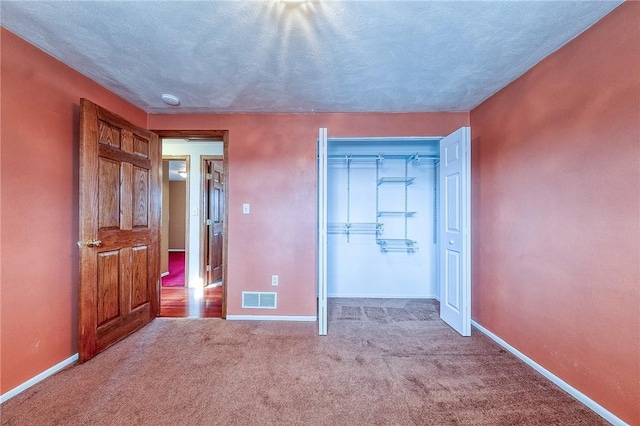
[242,292,277,309]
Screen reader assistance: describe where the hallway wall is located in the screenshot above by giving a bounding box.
[168,181,187,250]
[161,161,170,274]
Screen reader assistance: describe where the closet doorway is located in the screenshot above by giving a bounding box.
[317,127,471,336]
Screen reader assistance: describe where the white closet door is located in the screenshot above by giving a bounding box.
[439,127,471,336]
[317,128,328,335]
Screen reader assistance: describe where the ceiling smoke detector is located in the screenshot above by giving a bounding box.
[161,93,180,106]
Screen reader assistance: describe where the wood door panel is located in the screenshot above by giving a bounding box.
[98,229,152,247]
[95,304,150,351]
[98,158,121,229]
[119,247,132,315]
[133,135,149,158]
[132,166,149,227]
[212,231,222,282]
[99,120,121,149]
[97,251,120,326]
[79,98,160,362]
[120,163,133,231]
[131,246,149,308]
[98,144,152,170]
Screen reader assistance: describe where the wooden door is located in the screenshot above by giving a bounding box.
[439,127,471,336]
[78,98,161,362]
[204,160,224,284]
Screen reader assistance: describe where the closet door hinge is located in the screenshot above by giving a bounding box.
[206,265,211,272]
[206,173,213,180]
[206,219,212,225]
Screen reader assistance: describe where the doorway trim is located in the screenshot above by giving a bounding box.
[154,130,229,318]
[162,155,190,288]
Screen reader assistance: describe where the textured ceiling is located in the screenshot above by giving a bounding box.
[1,1,622,113]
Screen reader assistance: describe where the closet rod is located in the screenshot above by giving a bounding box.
[327,154,439,161]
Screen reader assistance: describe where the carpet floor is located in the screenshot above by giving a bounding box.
[0,298,607,425]
[162,251,185,287]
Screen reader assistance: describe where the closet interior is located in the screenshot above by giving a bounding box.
[327,137,441,299]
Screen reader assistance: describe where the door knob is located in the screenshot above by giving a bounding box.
[448,240,455,245]
[77,239,102,248]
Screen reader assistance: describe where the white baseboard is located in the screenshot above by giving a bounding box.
[226,315,317,322]
[472,321,627,426]
[0,353,78,404]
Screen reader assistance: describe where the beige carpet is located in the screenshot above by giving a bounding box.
[1,298,606,425]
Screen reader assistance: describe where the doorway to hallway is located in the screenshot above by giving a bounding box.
[156,130,229,319]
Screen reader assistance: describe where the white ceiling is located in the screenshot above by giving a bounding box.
[1,1,622,113]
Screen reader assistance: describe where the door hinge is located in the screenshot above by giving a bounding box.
[206,265,211,272]
[206,219,212,225]
[206,173,213,180]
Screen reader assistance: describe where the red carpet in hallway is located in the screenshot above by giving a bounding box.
[162,251,185,287]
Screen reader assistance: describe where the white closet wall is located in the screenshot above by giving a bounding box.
[327,139,439,298]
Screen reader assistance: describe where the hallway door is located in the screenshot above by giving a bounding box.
[78,98,161,362]
[204,158,224,285]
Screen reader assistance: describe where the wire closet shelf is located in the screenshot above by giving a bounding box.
[327,152,439,253]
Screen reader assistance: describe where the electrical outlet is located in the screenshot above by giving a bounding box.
[271,275,278,286]
[242,203,250,214]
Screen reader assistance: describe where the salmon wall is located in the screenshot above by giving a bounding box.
[0,28,147,394]
[469,3,639,424]
[149,113,468,317]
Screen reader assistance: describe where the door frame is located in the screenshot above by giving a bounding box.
[316,127,471,336]
[317,128,328,335]
[154,130,229,318]
[162,155,190,287]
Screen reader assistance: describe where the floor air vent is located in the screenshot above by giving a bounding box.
[242,291,277,309]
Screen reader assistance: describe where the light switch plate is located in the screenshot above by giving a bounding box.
[242,203,250,214]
